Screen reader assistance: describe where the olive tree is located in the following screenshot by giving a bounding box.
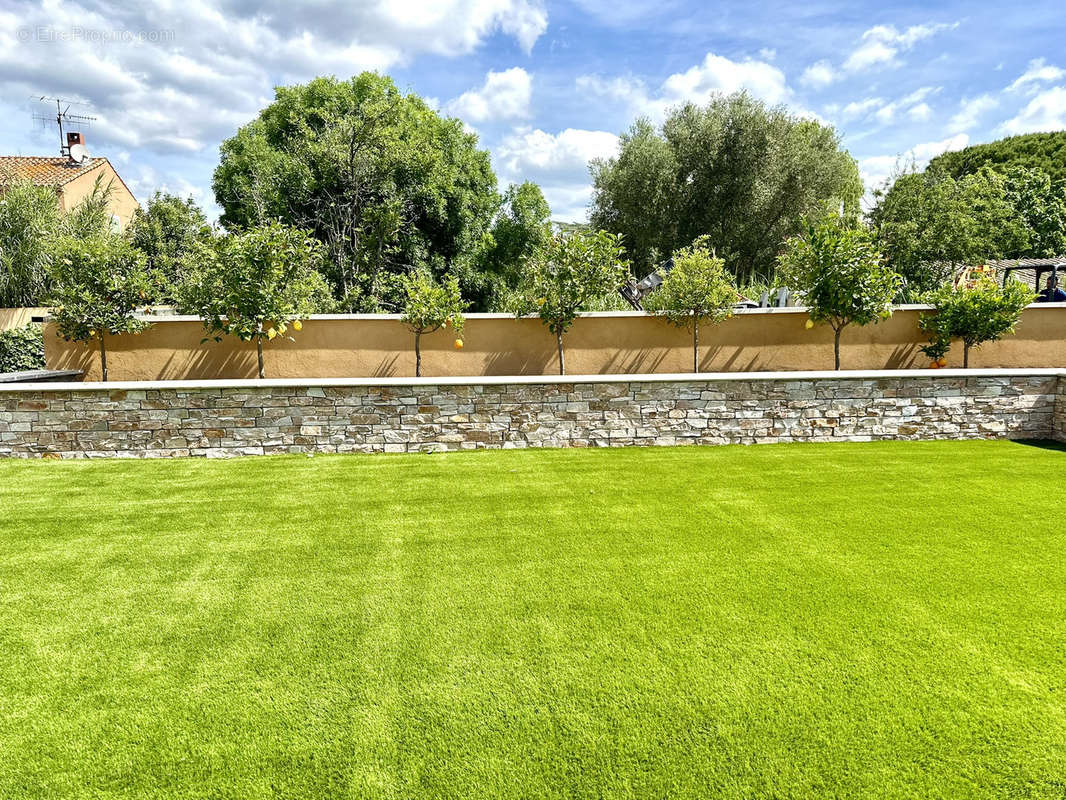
[176,222,331,378]
[644,237,737,372]
[920,277,1035,367]
[778,216,901,370]
[399,269,466,377]
[516,230,629,375]
[48,235,154,381]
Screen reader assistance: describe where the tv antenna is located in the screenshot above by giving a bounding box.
[32,96,97,161]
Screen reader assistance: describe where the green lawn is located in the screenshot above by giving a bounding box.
[1,441,1065,799]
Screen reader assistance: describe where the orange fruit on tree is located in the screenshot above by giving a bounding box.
[454,338,464,350]
[937,357,947,367]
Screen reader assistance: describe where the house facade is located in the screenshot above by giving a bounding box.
[0,155,139,232]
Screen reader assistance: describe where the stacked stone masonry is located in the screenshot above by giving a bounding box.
[0,374,1062,458]
[1057,376,1066,442]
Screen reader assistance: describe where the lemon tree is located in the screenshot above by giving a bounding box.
[48,234,155,381]
[517,229,629,374]
[778,216,901,370]
[177,222,330,378]
[644,236,737,373]
[398,269,466,377]
[920,277,1035,368]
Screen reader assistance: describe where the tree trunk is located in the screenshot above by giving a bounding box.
[692,321,699,373]
[256,337,265,379]
[833,326,842,371]
[415,330,422,377]
[963,342,970,369]
[99,334,108,382]
[556,330,565,375]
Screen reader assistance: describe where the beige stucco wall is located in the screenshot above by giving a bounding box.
[58,160,139,232]
[0,307,48,331]
[43,305,1066,381]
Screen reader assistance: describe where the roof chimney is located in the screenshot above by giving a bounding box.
[66,132,85,147]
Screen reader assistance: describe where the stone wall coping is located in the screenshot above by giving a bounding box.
[36,302,1066,324]
[1,368,1063,393]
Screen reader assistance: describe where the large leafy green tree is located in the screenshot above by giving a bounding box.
[126,192,213,299]
[872,165,1066,293]
[644,237,738,373]
[212,73,499,311]
[590,92,863,282]
[778,216,901,370]
[467,181,552,311]
[927,132,1066,186]
[49,234,155,381]
[870,166,1029,293]
[516,229,630,375]
[176,223,331,378]
[1002,167,1066,258]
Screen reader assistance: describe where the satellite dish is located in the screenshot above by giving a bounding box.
[68,143,90,165]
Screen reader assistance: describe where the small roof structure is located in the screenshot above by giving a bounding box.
[0,155,110,188]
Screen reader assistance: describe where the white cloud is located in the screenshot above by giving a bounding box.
[843,22,957,72]
[496,127,618,175]
[1001,87,1066,135]
[445,67,532,123]
[493,127,619,220]
[949,94,999,131]
[578,51,790,123]
[759,48,777,61]
[859,133,970,196]
[1006,58,1066,93]
[660,52,789,107]
[840,98,884,119]
[908,103,933,122]
[800,60,836,89]
[0,0,548,206]
[872,86,939,124]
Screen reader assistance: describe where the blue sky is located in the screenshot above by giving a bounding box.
[1,0,1064,221]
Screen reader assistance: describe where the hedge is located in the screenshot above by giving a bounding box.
[0,323,46,373]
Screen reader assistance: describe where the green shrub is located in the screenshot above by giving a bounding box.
[0,323,45,373]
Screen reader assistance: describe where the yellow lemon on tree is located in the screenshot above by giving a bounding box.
[293,320,303,331]
[267,328,277,340]
[804,319,815,330]
[454,338,464,350]
[88,329,96,337]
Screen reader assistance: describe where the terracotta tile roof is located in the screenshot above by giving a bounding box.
[0,156,108,189]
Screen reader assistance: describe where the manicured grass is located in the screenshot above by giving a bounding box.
[1,441,1065,799]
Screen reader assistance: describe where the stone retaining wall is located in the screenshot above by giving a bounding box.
[1057,377,1066,442]
[0,371,1062,458]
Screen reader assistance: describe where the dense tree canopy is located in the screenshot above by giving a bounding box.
[589,92,863,282]
[212,73,500,311]
[871,165,1066,293]
[125,192,213,299]
[927,132,1066,187]
[468,181,552,311]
